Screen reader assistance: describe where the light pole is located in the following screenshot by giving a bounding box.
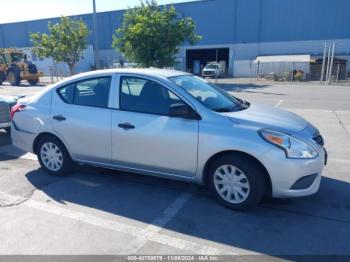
[92,0,101,69]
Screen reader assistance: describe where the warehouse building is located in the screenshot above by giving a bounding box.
[0,0,349,78]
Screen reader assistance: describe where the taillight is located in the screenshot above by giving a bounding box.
[10,104,26,120]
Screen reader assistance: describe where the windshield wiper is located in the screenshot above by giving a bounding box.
[236,98,250,109]
[213,101,250,113]
[214,104,240,112]
[214,107,233,112]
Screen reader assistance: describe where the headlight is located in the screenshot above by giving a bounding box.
[259,129,318,159]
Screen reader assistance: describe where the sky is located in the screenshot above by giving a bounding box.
[0,0,199,24]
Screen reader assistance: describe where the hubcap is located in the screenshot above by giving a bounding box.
[213,164,250,204]
[40,142,63,172]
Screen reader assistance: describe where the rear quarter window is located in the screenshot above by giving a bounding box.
[57,83,75,104]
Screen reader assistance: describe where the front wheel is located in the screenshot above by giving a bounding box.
[37,136,74,176]
[208,155,266,210]
[7,71,20,86]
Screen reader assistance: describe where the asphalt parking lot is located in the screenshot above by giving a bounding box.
[0,80,350,257]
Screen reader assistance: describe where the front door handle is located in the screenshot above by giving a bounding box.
[53,115,66,121]
[118,122,135,130]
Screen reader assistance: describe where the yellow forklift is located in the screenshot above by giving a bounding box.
[0,49,42,86]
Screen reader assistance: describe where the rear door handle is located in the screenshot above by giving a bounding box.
[118,122,135,130]
[53,115,66,121]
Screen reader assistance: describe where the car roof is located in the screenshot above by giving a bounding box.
[66,68,191,81]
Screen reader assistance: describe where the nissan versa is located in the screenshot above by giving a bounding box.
[11,69,327,210]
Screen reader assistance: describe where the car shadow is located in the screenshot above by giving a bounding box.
[216,83,286,96]
[24,165,350,256]
[0,131,27,159]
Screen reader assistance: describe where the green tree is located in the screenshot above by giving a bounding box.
[112,0,201,68]
[30,16,89,75]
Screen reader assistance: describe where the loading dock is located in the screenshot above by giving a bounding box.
[186,48,229,75]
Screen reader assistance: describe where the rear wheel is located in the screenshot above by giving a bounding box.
[207,154,266,210]
[7,71,20,86]
[37,135,74,176]
[28,79,38,85]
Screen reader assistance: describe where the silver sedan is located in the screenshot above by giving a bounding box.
[11,69,326,210]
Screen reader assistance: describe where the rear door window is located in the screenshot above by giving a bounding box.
[120,76,182,116]
[57,76,111,108]
[74,77,111,108]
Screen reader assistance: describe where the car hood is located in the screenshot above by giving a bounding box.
[223,103,309,134]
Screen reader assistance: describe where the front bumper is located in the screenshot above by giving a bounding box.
[259,146,326,198]
[202,71,215,77]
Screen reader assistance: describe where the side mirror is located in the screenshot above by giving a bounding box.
[169,103,201,120]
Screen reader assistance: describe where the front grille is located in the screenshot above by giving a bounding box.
[313,134,324,146]
[0,102,10,123]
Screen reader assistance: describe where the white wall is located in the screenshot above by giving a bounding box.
[232,60,256,78]
[21,45,94,76]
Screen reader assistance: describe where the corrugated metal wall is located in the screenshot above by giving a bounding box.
[0,0,350,49]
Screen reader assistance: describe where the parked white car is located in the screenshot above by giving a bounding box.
[202,63,225,78]
[11,69,326,210]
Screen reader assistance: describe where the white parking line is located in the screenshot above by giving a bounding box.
[274,100,284,108]
[24,198,235,255]
[124,192,193,253]
[72,178,102,187]
[329,158,350,164]
[19,152,37,161]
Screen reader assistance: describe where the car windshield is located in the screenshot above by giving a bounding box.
[205,64,218,69]
[10,53,24,62]
[169,75,246,112]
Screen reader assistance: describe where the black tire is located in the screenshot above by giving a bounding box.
[28,79,38,85]
[7,71,20,86]
[207,154,266,210]
[36,135,74,176]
